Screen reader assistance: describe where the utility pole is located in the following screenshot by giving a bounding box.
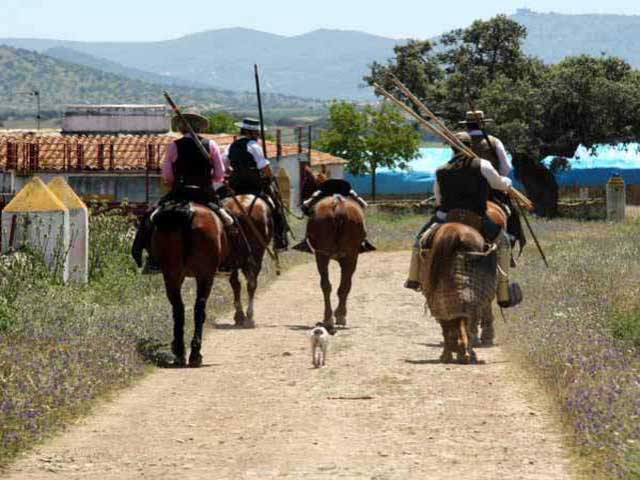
[16,90,41,132]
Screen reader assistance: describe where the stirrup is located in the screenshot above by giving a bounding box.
[404,280,422,292]
[142,258,162,275]
[292,239,313,253]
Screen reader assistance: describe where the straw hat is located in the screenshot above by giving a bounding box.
[458,110,494,125]
[171,112,210,133]
[235,117,266,132]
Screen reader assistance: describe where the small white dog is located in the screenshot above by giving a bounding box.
[309,323,330,368]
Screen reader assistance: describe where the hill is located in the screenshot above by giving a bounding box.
[3,11,640,100]
[0,46,325,119]
[0,28,399,99]
[512,9,640,66]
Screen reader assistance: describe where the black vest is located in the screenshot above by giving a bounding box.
[173,136,212,188]
[436,156,488,216]
[228,137,258,172]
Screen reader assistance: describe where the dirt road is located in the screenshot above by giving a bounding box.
[5,252,576,479]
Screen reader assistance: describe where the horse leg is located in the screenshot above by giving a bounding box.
[315,253,334,332]
[335,255,358,327]
[439,320,454,363]
[243,261,262,328]
[189,276,213,368]
[229,270,246,326]
[456,317,475,365]
[164,276,186,367]
[480,303,495,346]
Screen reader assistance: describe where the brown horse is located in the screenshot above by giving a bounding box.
[151,205,229,367]
[307,195,367,332]
[222,195,273,328]
[421,201,508,364]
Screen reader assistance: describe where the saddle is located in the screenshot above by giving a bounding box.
[420,209,502,250]
[150,200,195,232]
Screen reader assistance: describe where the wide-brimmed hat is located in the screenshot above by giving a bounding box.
[172,112,209,133]
[235,117,266,132]
[458,110,494,125]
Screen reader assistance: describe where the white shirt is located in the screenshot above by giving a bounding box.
[433,158,512,206]
[468,129,512,177]
[223,137,270,170]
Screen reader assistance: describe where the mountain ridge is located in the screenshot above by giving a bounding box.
[3,10,640,99]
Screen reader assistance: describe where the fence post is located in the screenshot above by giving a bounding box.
[276,129,282,160]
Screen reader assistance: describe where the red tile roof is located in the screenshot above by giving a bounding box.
[0,133,346,173]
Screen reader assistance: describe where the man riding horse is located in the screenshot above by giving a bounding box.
[404,110,521,309]
[131,112,236,273]
[293,173,376,253]
[222,118,289,252]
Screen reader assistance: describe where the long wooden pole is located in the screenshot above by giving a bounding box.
[163,91,281,272]
[374,81,535,212]
[465,95,548,267]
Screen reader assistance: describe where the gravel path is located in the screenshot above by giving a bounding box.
[4,251,576,479]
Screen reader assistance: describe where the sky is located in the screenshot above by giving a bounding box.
[2,0,640,41]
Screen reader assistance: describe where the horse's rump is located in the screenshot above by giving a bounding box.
[421,223,497,320]
[223,195,272,240]
[308,195,365,257]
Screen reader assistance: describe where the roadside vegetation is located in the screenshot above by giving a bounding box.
[0,209,301,467]
[498,217,640,478]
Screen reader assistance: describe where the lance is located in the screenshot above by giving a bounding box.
[163,91,281,273]
[465,93,549,268]
[253,65,294,239]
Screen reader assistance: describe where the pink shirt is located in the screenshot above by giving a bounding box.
[162,134,225,186]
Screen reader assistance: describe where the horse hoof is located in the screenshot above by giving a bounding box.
[480,338,494,347]
[440,352,454,363]
[234,312,246,326]
[172,357,187,368]
[242,321,256,329]
[188,354,203,368]
[335,316,347,326]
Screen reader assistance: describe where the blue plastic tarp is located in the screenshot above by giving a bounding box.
[345,144,640,195]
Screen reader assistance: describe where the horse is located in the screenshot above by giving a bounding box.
[421,201,507,364]
[151,204,229,367]
[222,195,273,328]
[307,195,367,332]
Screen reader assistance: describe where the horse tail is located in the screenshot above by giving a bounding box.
[426,226,462,293]
[332,195,346,249]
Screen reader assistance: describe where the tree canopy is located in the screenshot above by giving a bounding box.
[365,15,640,215]
[316,101,421,199]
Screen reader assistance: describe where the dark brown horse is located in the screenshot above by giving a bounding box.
[222,195,273,328]
[306,195,367,332]
[151,205,229,367]
[421,201,508,364]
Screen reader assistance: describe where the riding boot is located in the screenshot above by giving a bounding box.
[132,211,158,271]
[301,190,323,216]
[359,238,377,253]
[272,208,289,252]
[349,189,369,209]
[404,247,422,291]
[496,232,523,308]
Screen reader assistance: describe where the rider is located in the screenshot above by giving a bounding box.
[131,112,234,273]
[293,170,376,253]
[455,110,526,253]
[222,118,289,252]
[404,131,518,308]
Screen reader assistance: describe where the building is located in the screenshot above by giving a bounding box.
[0,131,347,210]
[63,105,170,135]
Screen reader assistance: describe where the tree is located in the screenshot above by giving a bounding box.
[365,15,640,216]
[204,111,238,134]
[316,101,421,200]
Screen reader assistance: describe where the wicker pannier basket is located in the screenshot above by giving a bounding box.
[422,243,497,321]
